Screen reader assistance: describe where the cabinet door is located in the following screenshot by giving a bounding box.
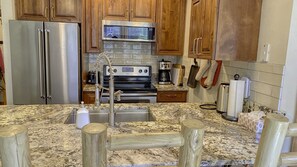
[50,0,82,22]
[103,0,129,21]
[155,0,186,55]
[199,0,216,59]
[15,0,49,21]
[130,0,156,22]
[83,92,95,104]
[188,0,203,58]
[86,0,102,52]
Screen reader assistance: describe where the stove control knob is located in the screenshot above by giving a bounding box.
[144,69,148,73]
[113,69,117,73]
[139,69,143,73]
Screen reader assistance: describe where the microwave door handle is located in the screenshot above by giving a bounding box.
[44,29,52,100]
[38,29,45,99]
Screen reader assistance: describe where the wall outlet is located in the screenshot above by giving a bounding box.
[261,43,271,63]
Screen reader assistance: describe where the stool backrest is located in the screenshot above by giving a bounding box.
[254,113,297,167]
[82,119,205,167]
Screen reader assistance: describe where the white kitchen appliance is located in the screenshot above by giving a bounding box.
[171,64,185,86]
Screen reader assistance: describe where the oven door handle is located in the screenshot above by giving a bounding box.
[102,93,157,97]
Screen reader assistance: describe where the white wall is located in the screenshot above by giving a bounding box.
[257,0,293,64]
[1,0,15,104]
[279,0,297,152]
[280,0,297,122]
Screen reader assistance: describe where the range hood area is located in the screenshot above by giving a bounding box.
[102,20,156,42]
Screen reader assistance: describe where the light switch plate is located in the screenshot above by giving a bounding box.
[261,43,271,63]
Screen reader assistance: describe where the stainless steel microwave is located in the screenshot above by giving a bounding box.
[102,20,156,42]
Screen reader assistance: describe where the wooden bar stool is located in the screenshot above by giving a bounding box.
[255,113,297,166]
[0,125,32,167]
[81,119,206,167]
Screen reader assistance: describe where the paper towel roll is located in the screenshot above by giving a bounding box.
[227,80,245,118]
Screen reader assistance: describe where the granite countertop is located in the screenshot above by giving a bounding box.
[83,84,96,92]
[0,103,257,167]
[83,84,189,92]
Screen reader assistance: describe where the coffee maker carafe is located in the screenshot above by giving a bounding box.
[158,59,172,85]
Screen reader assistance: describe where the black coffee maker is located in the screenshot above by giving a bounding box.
[87,71,100,84]
[158,59,172,85]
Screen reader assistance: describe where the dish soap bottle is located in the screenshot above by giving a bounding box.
[76,101,90,129]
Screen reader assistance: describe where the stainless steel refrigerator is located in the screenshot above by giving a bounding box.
[9,20,80,104]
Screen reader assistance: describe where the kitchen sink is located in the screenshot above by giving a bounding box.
[64,108,155,124]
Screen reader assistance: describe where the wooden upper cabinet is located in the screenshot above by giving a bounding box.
[103,0,130,21]
[155,0,186,56]
[15,0,82,22]
[130,0,156,22]
[15,0,49,21]
[188,0,203,58]
[50,0,81,22]
[103,0,156,22]
[189,0,215,59]
[85,0,102,52]
[188,0,262,61]
[215,0,262,61]
[199,0,215,59]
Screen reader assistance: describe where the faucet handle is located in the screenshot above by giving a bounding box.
[114,90,123,101]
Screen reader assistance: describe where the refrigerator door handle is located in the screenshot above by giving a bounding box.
[45,29,52,100]
[38,29,45,99]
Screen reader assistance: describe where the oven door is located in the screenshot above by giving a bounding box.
[101,93,157,103]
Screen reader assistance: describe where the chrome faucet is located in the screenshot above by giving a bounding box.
[94,52,122,127]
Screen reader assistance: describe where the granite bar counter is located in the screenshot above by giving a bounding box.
[153,84,188,92]
[0,103,258,167]
[83,84,189,92]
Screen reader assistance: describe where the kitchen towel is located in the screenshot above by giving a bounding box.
[200,60,222,89]
[195,59,210,81]
[227,80,245,118]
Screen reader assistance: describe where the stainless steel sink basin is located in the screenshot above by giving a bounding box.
[64,108,155,124]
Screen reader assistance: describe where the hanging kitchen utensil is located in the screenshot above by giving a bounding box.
[187,59,200,88]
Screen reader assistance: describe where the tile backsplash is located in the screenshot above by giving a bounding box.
[219,61,285,111]
[87,41,285,111]
[88,41,178,74]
